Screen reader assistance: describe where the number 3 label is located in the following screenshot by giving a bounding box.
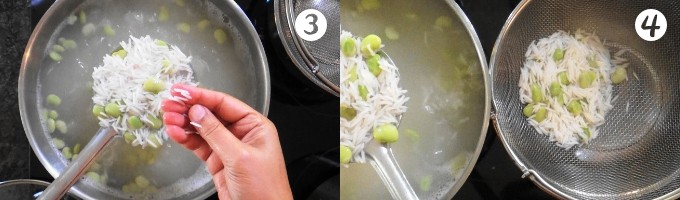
[635,9,667,41]
[295,9,327,42]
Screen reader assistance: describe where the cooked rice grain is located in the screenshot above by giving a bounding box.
[339,31,409,163]
[92,35,198,148]
[519,30,623,149]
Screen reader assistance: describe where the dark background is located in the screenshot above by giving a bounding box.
[0,0,552,199]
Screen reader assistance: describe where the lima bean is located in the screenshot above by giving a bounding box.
[533,107,547,122]
[340,104,357,121]
[52,138,65,149]
[360,34,382,57]
[553,48,564,62]
[530,83,543,103]
[177,23,191,33]
[567,100,582,116]
[148,134,161,147]
[523,104,534,117]
[373,123,399,143]
[158,6,169,22]
[135,176,150,188]
[62,147,72,159]
[347,65,358,82]
[146,115,163,129]
[340,145,352,164]
[143,78,165,94]
[128,116,143,129]
[341,38,356,57]
[558,72,569,85]
[611,66,627,84]
[549,81,562,97]
[74,143,82,154]
[47,94,61,106]
[419,175,432,192]
[49,110,58,119]
[52,45,65,53]
[105,103,121,118]
[79,10,86,24]
[367,54,382,77]
[124,132,135,144]
[61,39,77,49]
[92,105,104,117]
[197,19,210,31]
[112,49,127,58]
[47,118,56,133]
[56,120,67,134]
[582,127,591,140]
[103,25,115,36]
[85,172,100,183]
[175,0,186,7]
[358,85,368,101]
[49,51,62,61]
[588,56,598,68]
[214,29,227,44]
[154,39,167,47]
[578,71,597,88]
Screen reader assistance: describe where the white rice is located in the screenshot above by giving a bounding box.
[174,88,192,99]
[92,35,198,148]
[339,31,409,163]
[190,121,202,129]
[519,29,622,149]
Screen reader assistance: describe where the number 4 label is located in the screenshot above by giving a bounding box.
[295,9,327,42]
[635,9,667,41]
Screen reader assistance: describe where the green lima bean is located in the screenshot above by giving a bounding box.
[340,145,352,164]
[373,123,399,143]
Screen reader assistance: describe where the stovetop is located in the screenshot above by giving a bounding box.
[19,0,552,199]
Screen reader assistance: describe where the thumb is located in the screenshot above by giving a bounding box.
[188,104,242,161]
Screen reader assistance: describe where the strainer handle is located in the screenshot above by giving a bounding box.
[284,0,340,95]
[367,142,419,200]
[291,27,340,94]
[38,128,117,200]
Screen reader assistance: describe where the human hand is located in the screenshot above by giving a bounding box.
[161,84,292,200]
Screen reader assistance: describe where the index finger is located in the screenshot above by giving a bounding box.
[170,84,260,124]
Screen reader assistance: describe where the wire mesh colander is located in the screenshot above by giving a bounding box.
[490,1,680,199]
[275,0,340,95]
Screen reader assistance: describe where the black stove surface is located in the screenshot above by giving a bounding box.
[26,0,552,199]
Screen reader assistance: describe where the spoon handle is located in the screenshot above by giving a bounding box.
[39,128,117,200]
[367,142,419,200]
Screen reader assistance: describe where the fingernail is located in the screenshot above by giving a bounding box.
[189,105,207,122]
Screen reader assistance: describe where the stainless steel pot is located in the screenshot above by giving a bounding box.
[19,0,270,199]
[339,0,490,199]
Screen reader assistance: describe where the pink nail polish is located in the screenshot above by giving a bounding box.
[190,105,206,121]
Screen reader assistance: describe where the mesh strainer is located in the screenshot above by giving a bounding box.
[274,0,340,96]
[490,1,680,199]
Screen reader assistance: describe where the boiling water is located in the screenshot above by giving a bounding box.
[36,0,259,198]
[340,0,487,199]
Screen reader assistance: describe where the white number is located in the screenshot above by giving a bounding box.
[635,9,667,41]
[294,9,327,42]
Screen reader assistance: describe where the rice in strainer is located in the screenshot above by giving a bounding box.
[519,30,627,149]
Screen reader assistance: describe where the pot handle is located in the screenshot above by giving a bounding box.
[39,128,117,200]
